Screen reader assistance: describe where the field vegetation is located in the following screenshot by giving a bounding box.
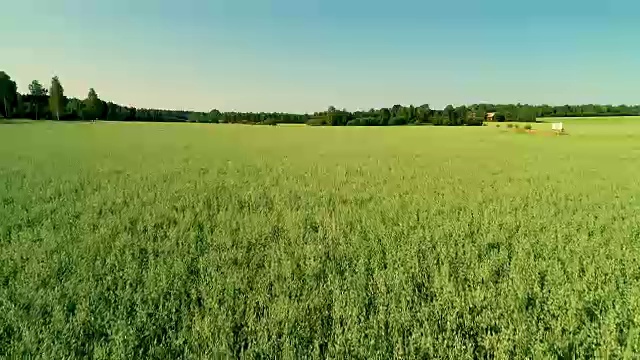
[1,118,640,358]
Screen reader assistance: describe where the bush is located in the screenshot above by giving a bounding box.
[389,117,407,126]
[496,124,500,128]
[465,117,484,126]
[306,118,327,126]
[506,124,514,129]
[524,124,532,130]
[514,124,520,129]
[346,118,380,126]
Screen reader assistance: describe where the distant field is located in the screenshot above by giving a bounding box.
[2,119,640,358]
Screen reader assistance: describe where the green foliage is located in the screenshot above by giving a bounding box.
[346,117,380,126]
[306,117,327,126]
[524,124,532,130]
[28,80,48,120]
[443,104,455,125]
[0,71,18,118]
[83,88,103,120]
[380,108,391,125]
[328,108,349,126]
[48,76,65,121]
[507,123,514,128]
[65,98,84,120]
[1,120,640,358]
[28,80,47,97]
[262,118,278,126]
[389,116,407,126]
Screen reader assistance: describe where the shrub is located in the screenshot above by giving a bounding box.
[514,124,520,129]
[496,124,500,128]
[306,118,327,126]
[524,124,532,130]
[465,117,484,126]
[347,118,380,126]
[389,117,408,126]
[506,124,514,129]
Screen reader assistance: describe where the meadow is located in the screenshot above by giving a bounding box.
[1,118,640,358]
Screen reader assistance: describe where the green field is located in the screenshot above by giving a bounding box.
[2,118,640,358]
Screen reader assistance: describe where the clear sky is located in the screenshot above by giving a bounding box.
[2,0,639,113]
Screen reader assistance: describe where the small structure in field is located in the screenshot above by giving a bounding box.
[552,122,564,134]
[485,112,496,121]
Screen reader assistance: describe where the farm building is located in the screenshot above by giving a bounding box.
[485,112,496,121]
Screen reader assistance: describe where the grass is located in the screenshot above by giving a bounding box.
[1,119,640,358]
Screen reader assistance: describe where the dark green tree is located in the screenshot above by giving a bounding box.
[455,105,467,125]
[66,98,84,119]
[49,76,65,121]
[380,108,391,125]
[28,80,47,120]
[391,104,402,118]
[83,88,103,120]
[0,71,18,118]
[443,105,455,125]
[15,93,25,118]
[417,104,431,124]
[407,105,416,123]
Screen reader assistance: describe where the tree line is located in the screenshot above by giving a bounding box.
[1,70,639,126]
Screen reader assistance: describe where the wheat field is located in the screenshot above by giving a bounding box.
[1,119,640,358]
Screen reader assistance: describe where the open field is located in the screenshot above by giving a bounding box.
[2,118,640,358]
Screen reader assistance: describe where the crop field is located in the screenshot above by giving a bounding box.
[1,118,640,358]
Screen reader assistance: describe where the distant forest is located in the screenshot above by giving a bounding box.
[2,71,640,126]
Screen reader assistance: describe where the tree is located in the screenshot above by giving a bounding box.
[443,105,455,125]
[28,80,47,120]
[380,108,391,125]
[208,109,222,123]
[83,88,103,120]
[417,104,431,124]
[455,105,467,126]
[15,94,25,118]
[48,76,65,121]
[391,104,402,118]
[0,71,18,118]
[66,98,84,119]
[407,105,416,123]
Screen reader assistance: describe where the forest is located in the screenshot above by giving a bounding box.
[2,71,640,126]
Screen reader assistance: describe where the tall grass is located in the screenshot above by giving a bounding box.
[1,121,640,358]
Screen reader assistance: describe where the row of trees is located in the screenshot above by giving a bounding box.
[1,72,105,121]
[2,70,639,126]
[309,105,486,126]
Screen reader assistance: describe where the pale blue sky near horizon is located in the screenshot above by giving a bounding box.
[2,0,639,113]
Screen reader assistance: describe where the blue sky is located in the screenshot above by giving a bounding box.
[2,0,639,112]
